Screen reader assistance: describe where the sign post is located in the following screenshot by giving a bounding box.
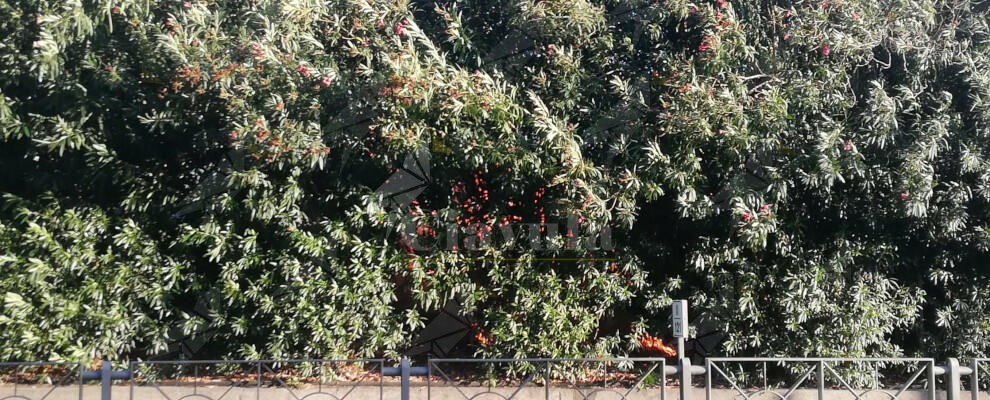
[672,299,688,359]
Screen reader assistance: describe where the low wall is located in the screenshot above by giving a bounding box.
[0,385,967,400]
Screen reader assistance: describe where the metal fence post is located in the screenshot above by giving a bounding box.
[101,361,112,400]
[680,357,691,400]
[401,357,411,400]
[929,360,938,400]
[817,360,825,400]
[78,362,84,400]
[79,360,132,400]
[704,358,711,400]
[972,360,980,400]
[544,361,550,400]
[948,358,962,400]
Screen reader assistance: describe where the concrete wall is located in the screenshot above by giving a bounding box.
[0,384,978,400]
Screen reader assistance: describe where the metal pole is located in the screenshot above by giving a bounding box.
[817,360,825,400]
[949,358,962,400]
[78,362,84,400]
[101,361,112,400]
[704,359,711,400]
[544,361,550,400]
[128,361,134,400]
[929,360,938,400]
[680,357,691,400]
[401,357,411,400]
[972,360,979,400]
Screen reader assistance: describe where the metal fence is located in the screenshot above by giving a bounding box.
[427,358,671,400]
[0,357,986,400]
[0,361,83,400]
[129,359,385,400]
[705,358,938,400]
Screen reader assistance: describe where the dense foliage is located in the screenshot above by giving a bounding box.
[1,0,989,362]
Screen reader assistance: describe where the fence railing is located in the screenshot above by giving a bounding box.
[0,361,83,400]
[128,359,386,400]
[427,358,671,400]
[705,358,938,400]
[0,357,987,400]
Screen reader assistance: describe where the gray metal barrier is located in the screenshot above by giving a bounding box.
[704,358,938,400]
[426,358,673,400]
[0,361,83,400]
[3,357,990,400]
[129,359,385,400]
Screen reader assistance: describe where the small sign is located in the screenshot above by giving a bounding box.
[672,300,688,338]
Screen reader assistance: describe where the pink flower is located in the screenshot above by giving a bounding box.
[822,45,831,56]
[843,140,853,151]
[759,204,770,213]
[395,19,407,36]
[716,0,727,8]
[741,212,753,222]
[698,37,713,52]
[900,192,910,200]
[321,76,333,87]
[183,1,191,7]
[164,18,174,28]
[783,33,791,40]
[297,65,310,77]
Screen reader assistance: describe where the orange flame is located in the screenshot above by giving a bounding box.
[639,333,677,357]
[471,323,492,347]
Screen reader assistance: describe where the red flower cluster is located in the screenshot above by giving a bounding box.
[297,65,311,78]
[698,36,714,52]
[451,172,497,241]
[640,333,677,357]
[395,19,408,36]
[411,199,439,240]
[742,204,772,222]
